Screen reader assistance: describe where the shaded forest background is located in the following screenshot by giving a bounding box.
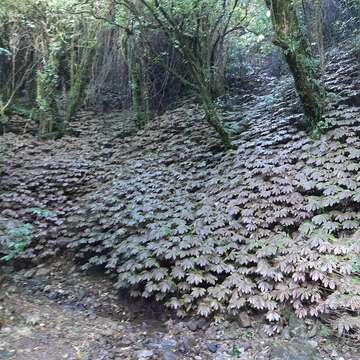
[0,0,359,140]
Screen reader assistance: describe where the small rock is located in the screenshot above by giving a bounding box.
[87,312,97,320]
[207,343,218,353]
[160,337,177,352]
[16,327,32,337]
[1,327,12,335]
[101,328,115,337]
[162,352,177,360]
[271,339,316,360]
[43,285,52,292]
[197,318,208,330]
[24,269,36,278]
[122,335,135,346]
[187,321,198,331]
[323,344,333,354]
[187,318,208,331]
[78,288,88,301]
[6,286,16,294]
[288,314,307,338]
[47,292,59,300]
[282,328,291,340]
[74,303,86,311]
[178,337,195,353]
[136,350,154,359]
[307,325,317,338]
[36,268,50,277]
[0,351,11,359]
[239,312,251,328]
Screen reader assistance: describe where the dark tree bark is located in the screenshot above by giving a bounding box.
[125,34,150,129]
[265,0,325,128]
[315,0,325,75]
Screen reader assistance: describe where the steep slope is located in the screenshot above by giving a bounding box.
[1,47,359,336]
[68,48,360,333]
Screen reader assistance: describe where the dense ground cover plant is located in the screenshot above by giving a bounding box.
[65,49,360,334]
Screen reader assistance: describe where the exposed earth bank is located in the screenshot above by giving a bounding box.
[0,260,358,360]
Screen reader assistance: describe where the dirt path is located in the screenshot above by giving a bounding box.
[0,263,129,360]
[0,290,118,360]
[0,260,359,360]
[0,260,215,360]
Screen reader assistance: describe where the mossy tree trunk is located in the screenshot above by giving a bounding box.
[123,0,150,129]
[185,51,233,149]
[126,36,150,129]
[315,0,325,75]
[36,52,63,138]
[265,0,325,129]
[200,87,233,149]
[64,30,96,125]
[354,0,360,18]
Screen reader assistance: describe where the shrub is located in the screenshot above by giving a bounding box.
[0,223,33,262]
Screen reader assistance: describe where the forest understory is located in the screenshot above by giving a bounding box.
[1,42,360,359]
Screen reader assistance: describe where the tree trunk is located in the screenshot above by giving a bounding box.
[265,0,325,129]
[36,54,64,138]
[210,38,227,98]
[315,0,325,75]
[200,88,233,150]
[126,35,150,129]
[126,0,150,129]
[64,29,95,125]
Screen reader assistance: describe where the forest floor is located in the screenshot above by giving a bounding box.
[1,48,360,359]
[0,259,358,360]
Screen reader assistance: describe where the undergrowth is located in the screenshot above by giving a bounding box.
[0,223,32,262]
[65,50,360,335]
[10,105,34,119]
[69,103,360,335]
[2,48,359,337]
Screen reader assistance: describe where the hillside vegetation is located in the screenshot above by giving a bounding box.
[1,0,360,359]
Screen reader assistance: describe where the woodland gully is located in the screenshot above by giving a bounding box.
[0,1,360,358]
